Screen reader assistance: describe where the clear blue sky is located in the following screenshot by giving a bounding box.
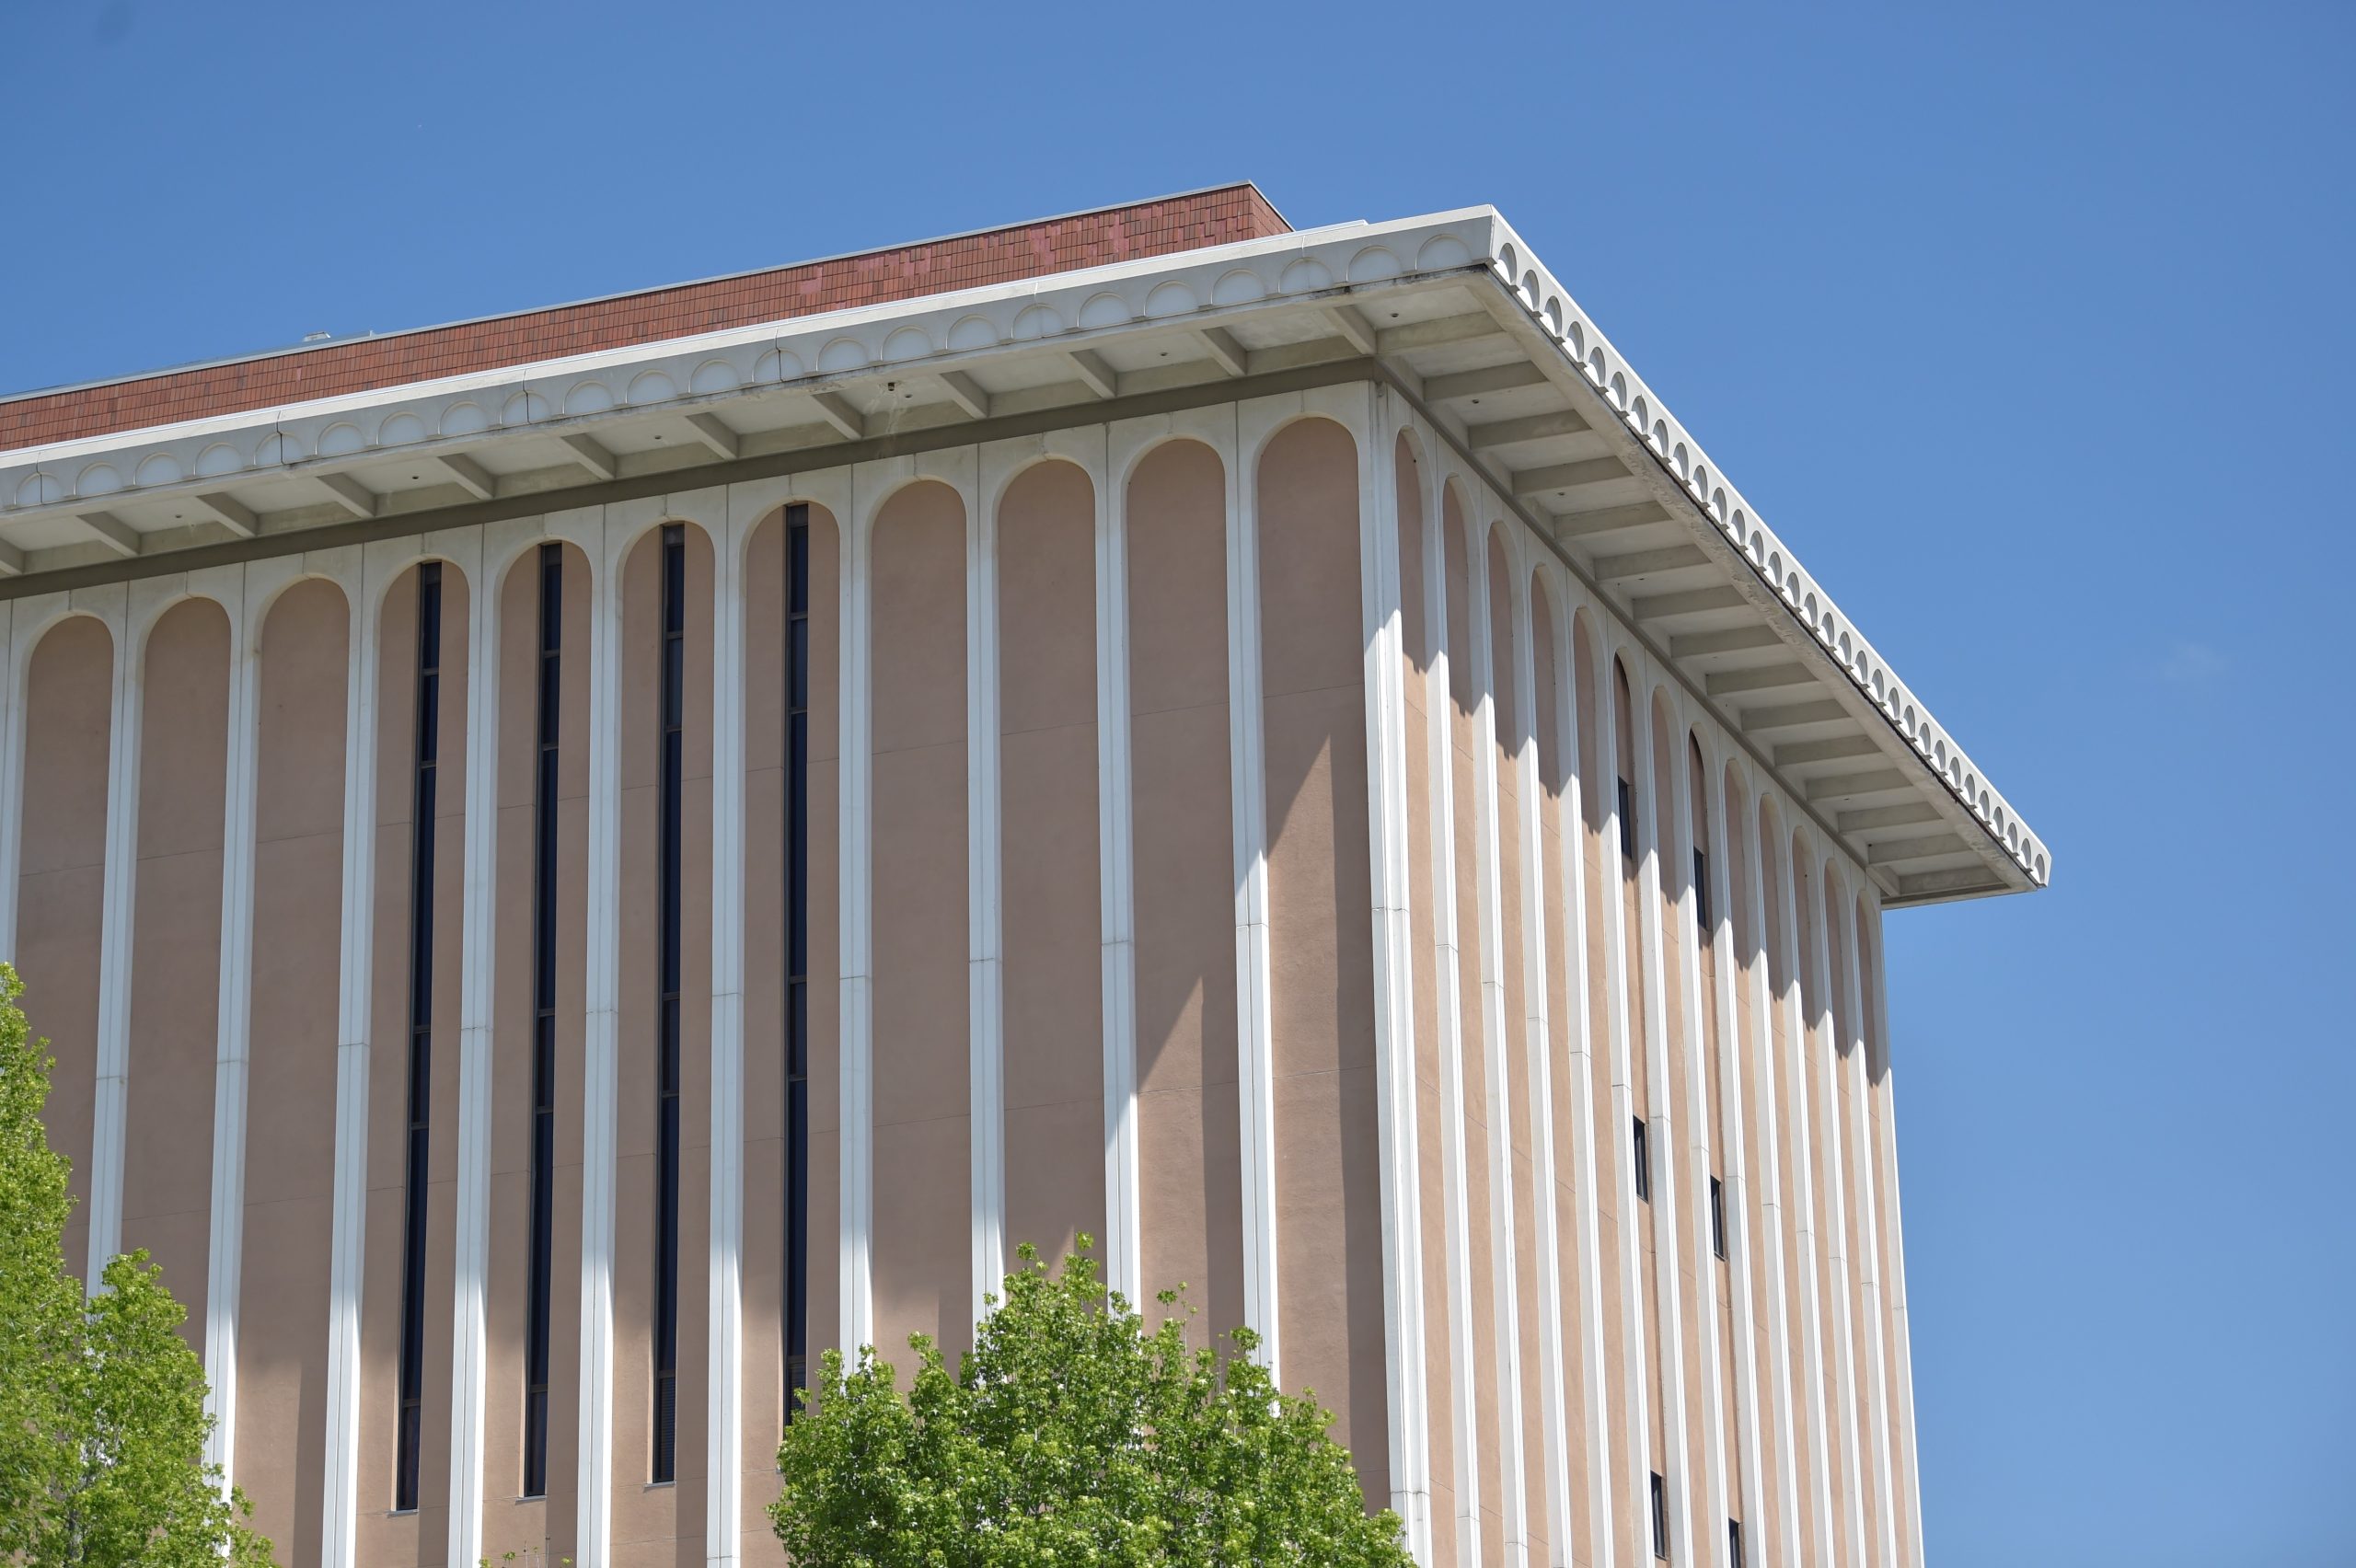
[6,2,2350,1562]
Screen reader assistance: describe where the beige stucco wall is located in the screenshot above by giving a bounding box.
[1127,440,1245,1343]
[867,481,973,1374]
[610,524,715,1562]
[358,564,468,1563]
[1395,435,1461,1568]
[122,599,229,1342]
[997,460,1105,1271]
[241,576,350,1566]
[0,384,1944,1568]
[1440,490,1506,1568]
[1257,417,1386,1507]
[18,614,110,1275]
[731,502,845,1562]
[479,542,591,1564]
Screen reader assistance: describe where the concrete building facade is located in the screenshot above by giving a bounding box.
[0,185,2047,1568]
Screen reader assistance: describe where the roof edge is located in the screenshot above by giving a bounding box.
[0,180,1290,410]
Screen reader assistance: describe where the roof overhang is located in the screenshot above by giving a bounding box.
[0,205,2050,905]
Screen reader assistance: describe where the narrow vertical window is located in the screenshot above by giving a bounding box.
[1709,1173,1727,1261]
[783,506,811,1422]
[1632,1115,1651,1203]
[394,561,442,1513]
[1617,776,1635,859]
[1727,1518,1745,1568]
[522,543,560,1498]
[1650,1470,1669,1560]
[1692,846,1711,932]
[652,525,685,1483]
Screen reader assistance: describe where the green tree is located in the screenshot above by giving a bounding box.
[771,1238,1413,1568]
[0,963,273,1567]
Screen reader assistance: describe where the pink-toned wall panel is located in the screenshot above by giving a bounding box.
[17,614,111,1274]
[997,461,1104,1271]
[1257,418,1385,1507]
[238,577,349,1568]
[1126,440,1244,1345]
[122,599,228,1345]
[868,481,972,1371]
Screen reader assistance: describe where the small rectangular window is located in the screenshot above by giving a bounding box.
[1692,846,1711,932]
[1633,1116,1651,1203]
[1728,1518,1745,1568]
[1650,1470,1669,1560]
[1709,1174,1727,1261]
[1617,776,1635,859]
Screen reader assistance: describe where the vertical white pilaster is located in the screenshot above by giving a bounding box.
[321,544,379,1568]
[708,499,749,1568]
[1225,406,1278,1374]
[1095,433,1141,1309]
[1626,673,1693,1568]
[1505,535,1574,1567]
[1698,748,1770,1558]
[1863,889,1927,1568]
[0,598,18,961]
[1546,584,1615,1568]
[968,455,1005,1321]
[1360,389,1431,1562]
[1663,698,1729,1567]
[837,476,875,1356]
[445,527,497,1568]
[1595,648,1654,1553]
[202,563,261,1490]
[1735,780,1803,1568]
[85,582,138,1289]
[1769,816,1837,1562]
[577,506,622,1566]
[1463,507,1529,1567]
[1801,848,1868,1568]
[1419,463,1483,1568]
[0,594,73,963]
[1837,885,1901,1568]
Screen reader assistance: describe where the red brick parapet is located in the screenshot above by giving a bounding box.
[4,183,1288,451]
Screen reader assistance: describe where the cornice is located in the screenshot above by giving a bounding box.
[0,202,2049,896]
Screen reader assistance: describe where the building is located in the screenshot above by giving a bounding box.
[0,184,2048,1568]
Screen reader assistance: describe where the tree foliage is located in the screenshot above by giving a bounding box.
[0,963,274,1567]
[771,1239,1413,1568]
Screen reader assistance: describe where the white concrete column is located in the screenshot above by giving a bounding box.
[1734,778,1803,1568]
[320,542,378,1568]
[1698,749,1771,1557]
[0,593,75,961]
[1417,460,1483,1568]
[1862,888,1927,1568]
[1544,581,1617,1568]
[444,526,497,1568]
[1595,642,1654,1553]
[1504,534,1575,1567]
[0,599,17,962]
[1462,503,1529,1567]
[1095,431,1142,1310]
[201,562,261,1490]
[1360,389,1431,1562]
[1224,406,1278,1374]
[1800,847,1867,1568]
[837,473,875,1356]
[968,450,1006,1321]
[577,504,623,1565]
[83,582,139,1290]
[1663,698,1732,1566]
[1836,883,1901,1568]
[1626,670,1694,1568]
[708,496,750,1568]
